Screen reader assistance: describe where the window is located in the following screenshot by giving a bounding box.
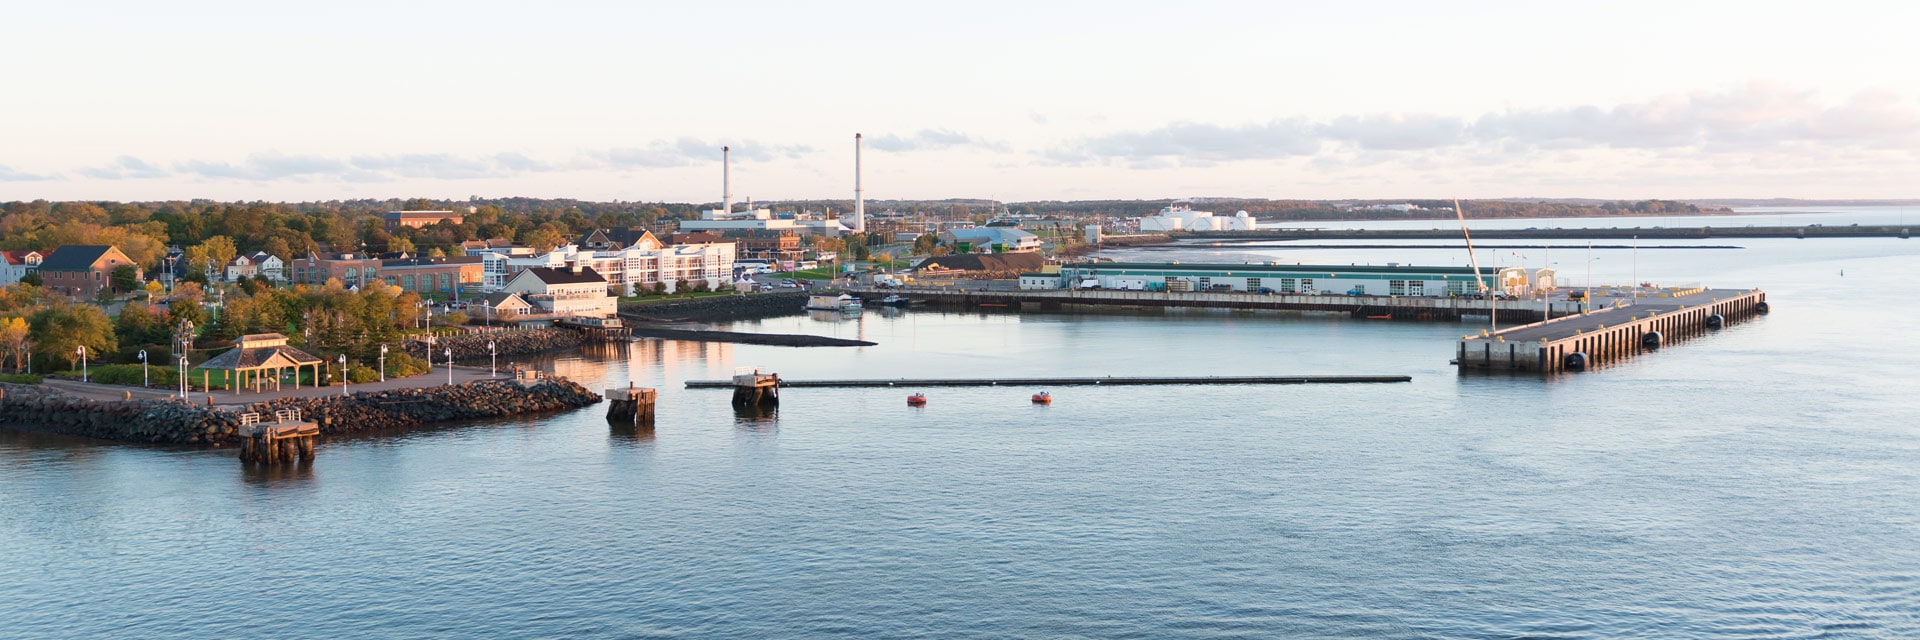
[1281,278,1297,293]
[1390,279,1408,296]
[1300,278,1314,293]
[1448,281,1467,295]
[1198,277,1212,288]
[403,275,415,290]
[1247,277,1261,290]
[1408,281,1426,296]
[440,273,451,290]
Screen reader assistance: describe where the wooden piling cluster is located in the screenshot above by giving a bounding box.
[236,409,319,465]
[1458,288,1769,374]
[730,367,780,408]
[605,384,658,424]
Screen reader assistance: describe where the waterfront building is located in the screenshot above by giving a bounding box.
[36,245,142,299]
[382,210,464,230]
[0,250,46,286]
[941,227,1042,253]
[914,253,1046,278]
[1138,206,1258,232]
[1048,261,1552,296]
[379,255,484,296]
[677,203,848,237]
[483,235,734,295]
[499,267,616,318]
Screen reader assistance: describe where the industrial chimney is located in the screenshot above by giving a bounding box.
[853,133,866,233]
[722,146,732,215]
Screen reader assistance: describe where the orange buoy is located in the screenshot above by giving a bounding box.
[907,393,927,406]
[1031,391,1052,405]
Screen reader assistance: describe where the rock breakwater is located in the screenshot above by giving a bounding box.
[410,328,587,362]
[0,377,602,446]
[620,292,809,322]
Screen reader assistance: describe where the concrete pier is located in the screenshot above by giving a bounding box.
[730,367,781,407]
[1456,288,1769,374]
[689,374,1411,388]
[852,287,1576,323]
[606,384,657,424]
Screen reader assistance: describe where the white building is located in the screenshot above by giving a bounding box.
[1,250,45,286]
[250,252,285,282]
[499,267,617,319]
[943,227,1042,253]
[1138,206,1258,232]
[678,200,847,238]
[481,233,734,295]
[224,254,257,281]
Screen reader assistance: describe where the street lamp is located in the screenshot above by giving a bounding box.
[379,344,388,382]
[179,355,189,401]
[488,340,497,378]
[426,333,436,372]
[338,354,348,396]
[138,349,148,388]
[77,346,88,382]
[445,347,453,385]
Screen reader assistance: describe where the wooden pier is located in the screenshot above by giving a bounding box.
[236,409,319,465]
[1457,288,1769,374]
[729,367,781,407]
[688,374,1411,388]
[605,384,657,424]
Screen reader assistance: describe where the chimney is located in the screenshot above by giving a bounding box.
[722,146,732,215]
[853,133,866,233]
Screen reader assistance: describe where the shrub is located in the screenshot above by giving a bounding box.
[65,363,178,387]
[0,373,41,384]
[347,364,380,384]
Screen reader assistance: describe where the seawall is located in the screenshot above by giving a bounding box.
[620,292,809,322]
[0,378,602,446]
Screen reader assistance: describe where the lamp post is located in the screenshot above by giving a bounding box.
[179,355,189,401]
[379,344,388,382]
[426,333,436,372]
[338,354,348,396]
[488,340,497,377]
[445,348,453,385]
[77,346,88,382]
[138,349,148,387]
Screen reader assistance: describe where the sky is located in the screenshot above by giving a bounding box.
[3,0,1918,203]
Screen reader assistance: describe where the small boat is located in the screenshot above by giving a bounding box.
[1366,314,1392,320]
[878,294,910,307]
[906,393,927,406]
[1031,391,1051,405]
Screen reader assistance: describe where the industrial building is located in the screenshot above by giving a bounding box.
[1027,261,1553,296]
[1138,206,1258,232]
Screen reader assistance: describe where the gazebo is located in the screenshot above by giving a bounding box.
[196,333,327,394]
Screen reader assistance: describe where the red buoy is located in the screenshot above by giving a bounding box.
[907,393,927,406]
[1031,391,1052,405]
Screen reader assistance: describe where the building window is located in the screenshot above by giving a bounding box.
[1408,281,1425,296]
[1300,279,1314,293]
[1198,277,1211,289]
[1280,278,1297,293]
[1247,277,1261,290]
[403,275,415,290]
[1448,281,1467,295]
[1390,279,1408,296]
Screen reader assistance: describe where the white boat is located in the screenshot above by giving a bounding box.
[804,294,863,312]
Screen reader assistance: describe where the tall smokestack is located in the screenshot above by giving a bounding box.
[853,133,865,233]
[722,146,732,215]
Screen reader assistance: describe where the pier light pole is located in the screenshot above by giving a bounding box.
[339,354,348,396]
[179,355,189,401]
[78,346,87,383]
[445,348,453,386]
[488,340,497,378]
[138,350,148,387]
[379,344,388,382]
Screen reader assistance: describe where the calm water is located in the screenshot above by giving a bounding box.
[5,230,1920,637]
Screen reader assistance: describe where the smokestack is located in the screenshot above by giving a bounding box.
[853,133,865,233]
[722,146,732,215]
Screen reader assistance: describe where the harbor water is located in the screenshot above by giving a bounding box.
[3,213,1919,637]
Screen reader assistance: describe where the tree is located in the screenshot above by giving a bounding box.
[195,236,237,279]
[115,303,173,348]
[0,316,29,371]
[143,280,165,300]
[19,272,41,287]
[521,225,566,254]
[29,304,116,372]
[388,236,416,255]
[110,264,139,293]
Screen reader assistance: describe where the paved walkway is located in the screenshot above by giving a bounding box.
[40,364,516,406]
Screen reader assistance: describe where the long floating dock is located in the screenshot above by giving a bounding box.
[688,375,1410,388]
[1458,288,1768,374]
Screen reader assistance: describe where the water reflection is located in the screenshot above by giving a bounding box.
[239,458,316,485]
[732,405,778,434]
[608,420,656,444]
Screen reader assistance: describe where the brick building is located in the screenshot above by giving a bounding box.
[37,245,142,299]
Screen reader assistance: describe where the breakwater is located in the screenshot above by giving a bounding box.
[0,378,601,446]
[620,291,809,322]
[411,328,587,361]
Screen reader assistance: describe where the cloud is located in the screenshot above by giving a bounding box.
[866,129,1007,152]
[76,156,169,179]
[170,151,565,182]
[590,137,815,169]
[1050,84,1920,166]
[0,164,59,181]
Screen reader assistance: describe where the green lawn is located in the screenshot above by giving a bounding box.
[618,290,740,305]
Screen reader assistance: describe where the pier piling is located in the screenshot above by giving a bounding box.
[237,409,319,465]
[729,367,781,407]
[606,383,658,425]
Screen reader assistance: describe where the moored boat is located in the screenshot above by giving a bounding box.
[1031,391,1051,405]
[907,393,927,406]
